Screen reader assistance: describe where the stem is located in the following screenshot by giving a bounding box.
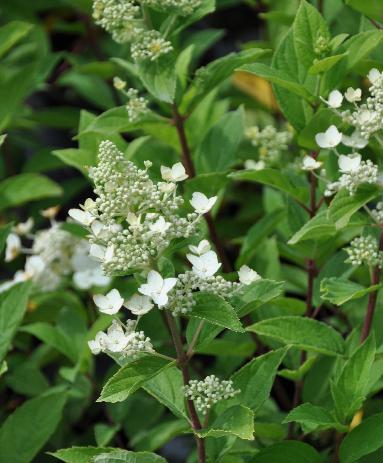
[186,320,205,358]
[172,104,232,272]
[163,311,206,463]
[360,228,383,342]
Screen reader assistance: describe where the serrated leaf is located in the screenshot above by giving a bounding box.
[137,54,177,103]
[288,210,335,245]
[190,292,244,332]
[247,316,345,356]
[309,53,347,75]
[50,447,116,463]
[0,282,31,364]
[283,403,344,433]
[321,278,382,306]
[197,405,254,440]
[93,450,167,463]
[99,355,173,403]
[251,441,321,463]
[0,391,67,463]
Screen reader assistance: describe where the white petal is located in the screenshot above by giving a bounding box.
[338,154,362,173]
[93,294,110,311]
[138,283,153,297]
[368,68,381,83]
[68,208,94,226]
[107,288,124,312]
[152,291,169,307]
[327,90,343,108]
[89,244,106,260]
[5,233,21,262]
[162,277,177,293]
[147,270,164,292]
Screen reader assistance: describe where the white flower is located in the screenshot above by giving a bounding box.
[82,198,97,212]
[159,182,176,193]
[104,321,130,353]
[5,233,21,262]
[161,162,188,182]
[41,206,60,219]
[368,68,382,83]
[186,250,221,278]
[190,192,217,214]
[88,331,109,355]
[127,212,141,227]
[341,130,368,149]
[93,288,124,315]
[301,155,322,171]
[238,265,261,285]
[338,154,362,173]
[73,268,110,289]
[149,216,171,234]
[244,160,266,170]
[13,218,34,235]
[126,294,154,315]
[315,125,342,149]
[89,244,107,261]
[344,87,362,103]
[104,245,115,263]
[91,220,105,238]
[68,208,95,226]
[322,90,343,108]
[189,240,211,256]
[138,270,177,307]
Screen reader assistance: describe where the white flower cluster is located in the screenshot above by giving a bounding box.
[245,125,292,164]
[130,30,173,62]
[345,235,383,268]
[141,0,201,15]
[183,375,240,414]
[321,69,383,140]
[3,219,109,293]
[69,141,217,275]
[88,319,153,358]
[372,202,383,224]
[113,79,149,122]
[92,0,174,61]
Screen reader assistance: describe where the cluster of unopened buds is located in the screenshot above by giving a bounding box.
[2,209,109,293]
[113,79,149,122]
[345,235,383,268]
[183,375,240,414]
[92,0,201,61]
[244,125,292,167]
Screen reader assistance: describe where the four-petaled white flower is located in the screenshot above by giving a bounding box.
[149,216,171,234]
[338,154,362,173]
[342,130,368,149]
[5,233,21,262]
[189,239,211,256]
[89,243,107,261]
[238,265,261,285]
[13,218,34,236]
[93,288,124,315]
[138,270,177,307]
[126,294,154,315]
[104,321,129,353]
[186,250,221,279]
[161,162,188,182]
[315,125,342,149]
[190,192,217,214]
[302,155,322,171]
[322,90,343,108]
[368,68,382,83]
[68,208,95,226]
[88,331,109,355]
[344,87,362,103]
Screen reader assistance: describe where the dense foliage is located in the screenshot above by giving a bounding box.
[1,1,383,462]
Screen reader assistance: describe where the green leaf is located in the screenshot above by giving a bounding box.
[137,54,177,103]
[231,348,287,411]
[309,53,348,75]
[293,0,330,68]
[0,391,67,463]
[0,173,62,211]
[321,278,382,306]
[197,405,254,440]
[51,447,116,463]
[194,48,270,99]
[342,30,383,71]
[251,441,321,462]
[345,0,383,20]
[194,107,244,174]
[278,355,317,381]
[143,366,188,420]
[0,21,33,58]
[98,355,172,403]
[332,335,376,423]
[230,168,308,203]
[93,450,167,463]
[0,222,13,255]
[131,419,189,452]
[327,186,380,229]
[298,108,342,149]
[340,412,383,463]
[239,63,314,100]
[247,316,345,356]
[190,293,244,332]
[288,210,335,245]
[283,403,343,433]
[0,282,31,364]
[238,209,285,267]
[52,148,96,174]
